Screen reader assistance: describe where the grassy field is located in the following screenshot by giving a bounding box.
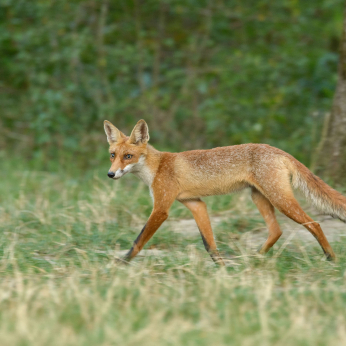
[1,159,346,346]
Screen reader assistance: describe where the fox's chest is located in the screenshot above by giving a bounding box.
[132,165,154,186]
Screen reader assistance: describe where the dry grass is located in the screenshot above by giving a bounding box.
[1,166,346,345]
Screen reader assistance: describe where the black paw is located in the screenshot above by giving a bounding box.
[325,253,336,262]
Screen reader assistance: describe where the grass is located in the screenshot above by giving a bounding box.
[1,160,346,345]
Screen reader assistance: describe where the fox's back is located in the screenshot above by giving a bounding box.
[173,143,292,199]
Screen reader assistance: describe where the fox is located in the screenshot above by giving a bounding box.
[104,119,346,265]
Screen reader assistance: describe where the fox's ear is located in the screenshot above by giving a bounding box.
[104,120,126,144]
[129,119,150,145]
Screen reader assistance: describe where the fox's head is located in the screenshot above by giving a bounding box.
[103,119,150,180]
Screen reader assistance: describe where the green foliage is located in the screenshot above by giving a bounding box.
[0,0,344,167]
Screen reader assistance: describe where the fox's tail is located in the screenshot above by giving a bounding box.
[291,160,346,222]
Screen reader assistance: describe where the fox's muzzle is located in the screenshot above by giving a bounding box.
[108,168,128,179]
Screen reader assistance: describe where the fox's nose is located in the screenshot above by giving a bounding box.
[107,171,115,178]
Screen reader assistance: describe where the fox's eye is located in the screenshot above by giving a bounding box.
[124,154,132,159]
[110,153,115,158]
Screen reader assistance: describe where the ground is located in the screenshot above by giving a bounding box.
[1,166,346,346]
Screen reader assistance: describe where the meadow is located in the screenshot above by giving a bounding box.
[1,0,346,344]
[1,157,346,346]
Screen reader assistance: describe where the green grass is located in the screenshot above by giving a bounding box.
[1,161,346,345]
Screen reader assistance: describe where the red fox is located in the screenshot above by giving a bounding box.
[104,119,346,265]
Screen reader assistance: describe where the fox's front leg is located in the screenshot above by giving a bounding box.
[118,163,179,263]
[124,184,177,262]
[122,209,168,262]
[180,198,225,266]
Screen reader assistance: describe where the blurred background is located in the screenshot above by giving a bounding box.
[0,0,345,177]
[2,3,346,343]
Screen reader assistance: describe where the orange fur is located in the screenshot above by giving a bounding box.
[103,120,346,264]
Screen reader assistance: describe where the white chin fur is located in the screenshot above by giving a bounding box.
[113,163,135,179]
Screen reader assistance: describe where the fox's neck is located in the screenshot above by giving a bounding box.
[132,144,162,186]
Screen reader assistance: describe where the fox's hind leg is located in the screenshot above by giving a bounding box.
[273,197,335,260]
[251,188,282,254]
[180,198,225,266]
[255,181,336,261]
